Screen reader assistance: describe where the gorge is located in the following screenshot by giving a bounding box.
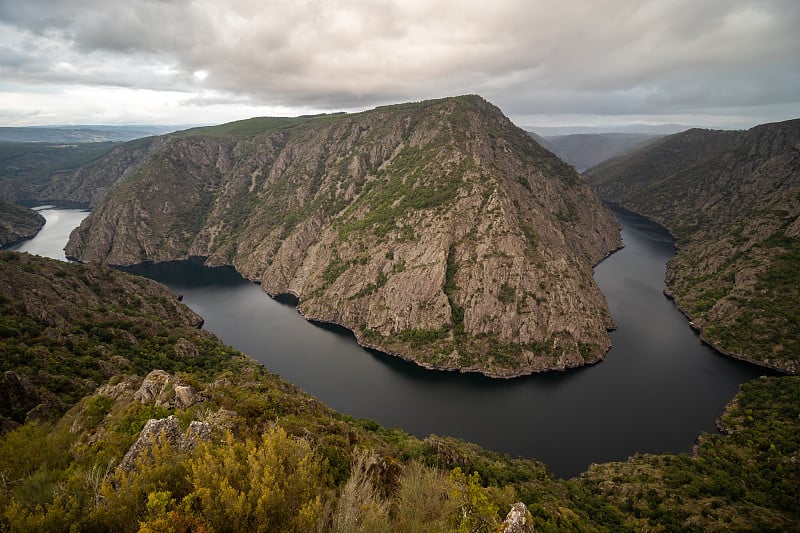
[15,204,772,478]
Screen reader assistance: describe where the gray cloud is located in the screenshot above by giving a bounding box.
[1,0,798,126]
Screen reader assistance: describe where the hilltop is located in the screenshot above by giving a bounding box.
[66,96,621,377]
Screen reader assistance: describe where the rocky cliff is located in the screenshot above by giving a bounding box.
[0,200,45,247]
[67,95,621,377]
[587,119,800,373]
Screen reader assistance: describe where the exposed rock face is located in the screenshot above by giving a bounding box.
[501,502,535,533]
[134,369,205,408]
[119,415,213,471]
[587,119,800,373]
[67,95,621,377]
[0,200,45,247]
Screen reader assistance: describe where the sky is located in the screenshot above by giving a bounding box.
[1,0,798,131]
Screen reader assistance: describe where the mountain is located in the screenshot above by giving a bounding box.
[0,200,45,247]
[1,251,797,531]
[534,133,662,171]
[66,95,621,377]
[586,119,800,373]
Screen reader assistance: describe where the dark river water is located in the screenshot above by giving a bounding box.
[13,205,772,478]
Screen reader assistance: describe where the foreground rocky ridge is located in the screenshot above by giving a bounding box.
[587,119,800,373]
[67,95,621,377]
[1,252,797,531]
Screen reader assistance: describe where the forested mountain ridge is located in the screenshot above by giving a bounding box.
[586,119,800,373]
[0,252,797,531]
[66,95,622,377]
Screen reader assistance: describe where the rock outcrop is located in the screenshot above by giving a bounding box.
[119,415,212,471]
[134,369,206,408]
[501,502,535,533]
[587,118,800,373]
[67,95,621,377]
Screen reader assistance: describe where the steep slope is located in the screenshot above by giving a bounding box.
[1,253,797,532]
[586,119,800,373]
[0,200,44,247]
[67,96,621,377]
[40,136,166,207]
[0,251,204,429]
[0,141,118,203]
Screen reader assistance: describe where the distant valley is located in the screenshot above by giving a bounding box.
[0,125,180,144]
[531,132,662,171]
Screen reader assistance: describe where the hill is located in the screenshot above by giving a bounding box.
[66,96,621,377]
[0,200,45,247]
[586,119,800,373]
[0,251,797,531]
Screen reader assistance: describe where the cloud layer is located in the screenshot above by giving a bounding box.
[1,0,798,126]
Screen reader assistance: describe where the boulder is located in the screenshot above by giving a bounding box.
[174,385,203,408]
[119,415,182,471]
[119,416,214,471]
[133,369,171,404]
[500,502,534,533]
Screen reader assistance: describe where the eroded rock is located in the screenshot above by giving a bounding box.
[500,502,535,533]
[133,369,205,408]
[133,369,172,404]
[119,415,213,471]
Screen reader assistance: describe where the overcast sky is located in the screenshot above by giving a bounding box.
[1,0,798,130]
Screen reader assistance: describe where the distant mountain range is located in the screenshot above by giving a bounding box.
[532,132,662,171]
[526,123,694,136]
[0,125,189,143]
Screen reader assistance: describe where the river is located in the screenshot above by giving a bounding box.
[10,205,772,478]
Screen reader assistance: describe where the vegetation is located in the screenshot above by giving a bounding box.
[0,141,117,200]
[573,376,800,531]
[0,252,796,531]
[0,200,44,247]
[586,119,800,372]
